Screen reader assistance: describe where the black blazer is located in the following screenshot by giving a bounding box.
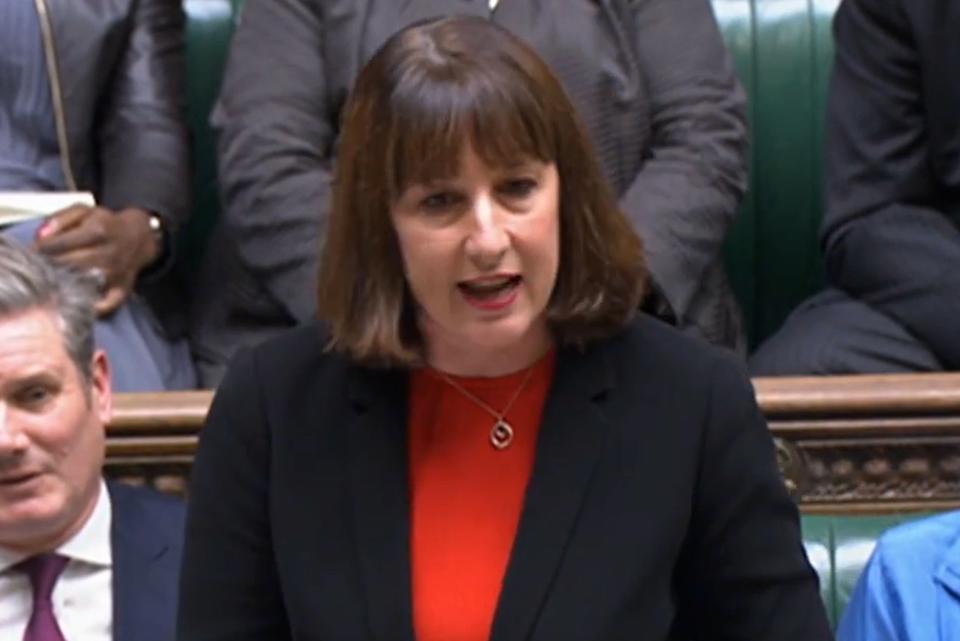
[178,316,830,640]
[108,482,186,641]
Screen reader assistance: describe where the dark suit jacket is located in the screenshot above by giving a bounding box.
[190,0,748,381]
[178,316,830,640]
[107,481,186,641]
[821,0,960,368]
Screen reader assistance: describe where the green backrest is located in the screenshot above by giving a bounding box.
[715,0,838,345]
[801,513,934,627]
[181,0,236,274]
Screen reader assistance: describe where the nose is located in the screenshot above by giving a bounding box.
[464,193,509,270]
[0,403,29,457]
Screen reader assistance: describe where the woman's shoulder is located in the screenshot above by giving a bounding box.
[223,320,353,394]
[603,313,748,386]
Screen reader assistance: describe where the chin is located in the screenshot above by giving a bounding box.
[465,315,542,349]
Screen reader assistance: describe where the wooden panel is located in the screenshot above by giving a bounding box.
[105,374,960,510]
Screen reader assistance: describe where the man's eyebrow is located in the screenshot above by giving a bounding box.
[2,369,61,392]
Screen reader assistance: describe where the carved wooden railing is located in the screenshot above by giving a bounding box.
[756,374,960,514]
[106,374,960,512]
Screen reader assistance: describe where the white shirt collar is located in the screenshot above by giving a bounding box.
[0,479,112,572]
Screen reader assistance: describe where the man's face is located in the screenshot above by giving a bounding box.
[0,308,110,554]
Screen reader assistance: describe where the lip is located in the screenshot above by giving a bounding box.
[0,470,42,487]
[458,273,520,287]
[458,276,521,312]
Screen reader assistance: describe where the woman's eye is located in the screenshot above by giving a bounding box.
[420,192,461,211]
[500,178,537,198]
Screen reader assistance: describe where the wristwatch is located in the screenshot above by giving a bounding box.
[147,213,166,254]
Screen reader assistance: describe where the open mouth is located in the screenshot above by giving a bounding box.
[457,275,522,309]
[458,275,521,296]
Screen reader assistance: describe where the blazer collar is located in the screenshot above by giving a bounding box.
[345,340,616,641]
[108,482,174,641]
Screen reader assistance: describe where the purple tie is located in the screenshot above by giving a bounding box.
[16,554,69,641]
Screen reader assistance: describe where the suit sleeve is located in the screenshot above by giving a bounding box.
[619,0,748,324]
[212,0,334,323]
[97,0,190,233]
[822,0,960,367]
[677,354,832,640]
[177,348,290,640]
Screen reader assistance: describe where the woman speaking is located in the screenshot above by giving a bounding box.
[178,16,830,641]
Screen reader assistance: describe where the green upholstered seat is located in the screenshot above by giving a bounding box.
[181,0,235,273]
[801,514,934,627]
[714,0,838,346]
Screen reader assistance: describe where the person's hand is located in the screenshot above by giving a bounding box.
[35,206,160,315]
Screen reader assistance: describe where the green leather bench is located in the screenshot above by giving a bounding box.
[178,0,940,624]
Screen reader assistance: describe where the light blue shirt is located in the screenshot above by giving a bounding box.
[837,510,960,641]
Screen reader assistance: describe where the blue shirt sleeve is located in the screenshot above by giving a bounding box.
[837,542,907,641]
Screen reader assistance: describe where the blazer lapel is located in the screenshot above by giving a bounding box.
[109,484,175,641]
[490,342,616,641]
[346,365,416,641]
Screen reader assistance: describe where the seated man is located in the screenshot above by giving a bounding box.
[837,510,960,640]
[751,0,960,374]
[0,238,185,641]
[0,0,195,390]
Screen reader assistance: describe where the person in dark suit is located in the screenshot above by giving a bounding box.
[178,17,829,641]
[750,0,960,375]
[189,0,750,386]
[0,237,184,641]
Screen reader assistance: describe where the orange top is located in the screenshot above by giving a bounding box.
[407,350,556,641]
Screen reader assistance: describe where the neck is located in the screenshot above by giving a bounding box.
[423,326,553,378]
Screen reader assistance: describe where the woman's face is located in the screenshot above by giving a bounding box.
[390,146,560,374]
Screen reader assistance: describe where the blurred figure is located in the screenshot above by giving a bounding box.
[0,238,185,641]
[178,18,828,640]
[191,0,749,386]
[838,510,960,640]
[751,0,960,375]
[0,0,195,390]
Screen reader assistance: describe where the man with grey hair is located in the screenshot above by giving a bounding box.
[0,238,184,641]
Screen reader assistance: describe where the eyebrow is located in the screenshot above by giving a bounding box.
[1,369,61,392]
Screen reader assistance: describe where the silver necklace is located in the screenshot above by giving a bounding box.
[488,0,500,11]
[437,365,536,451]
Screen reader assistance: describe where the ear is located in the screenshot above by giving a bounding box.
[90,350,112,424]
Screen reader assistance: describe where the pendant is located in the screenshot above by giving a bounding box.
[490,419,514,450]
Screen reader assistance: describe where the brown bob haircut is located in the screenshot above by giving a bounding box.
[318,15,647,366]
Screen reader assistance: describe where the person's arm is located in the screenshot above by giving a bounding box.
[177,348,290,640]
[35,0,189,313]
[213,0,334,323]
[835,545,905,641]
[676,354,832,639]
[822,0,960,367]
[96,0,190,231]
[620,0,748,327]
